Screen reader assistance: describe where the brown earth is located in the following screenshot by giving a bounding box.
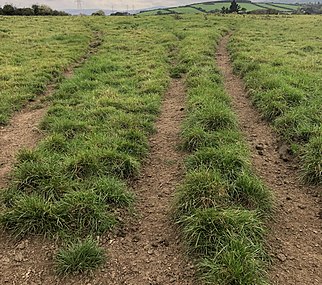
[0,78,197,284]
[216,35,322,285]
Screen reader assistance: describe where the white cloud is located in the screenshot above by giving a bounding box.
[0,0,213,10]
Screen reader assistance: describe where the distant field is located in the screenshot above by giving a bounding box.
[269,3,301,10]
[168,6,202,14]
[192,2,266,12]
[139,9,172,15]
[140,1,302,15]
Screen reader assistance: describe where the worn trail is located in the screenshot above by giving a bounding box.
[216,35,322,285]
[99,78,196,284]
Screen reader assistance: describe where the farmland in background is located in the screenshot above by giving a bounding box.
[139,1,302,15]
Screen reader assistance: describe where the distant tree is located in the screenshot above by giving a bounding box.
[110,11,130,16]
[221,6,229,14]
[3,4,16,15]
[16,8,35,16]
[229,0,241,13]
[38,5,53,15]
[32,4,40,15]
[91,10,105,16]
[0,8,3,15]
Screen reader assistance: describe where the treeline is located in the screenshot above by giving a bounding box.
[0,4,69,16]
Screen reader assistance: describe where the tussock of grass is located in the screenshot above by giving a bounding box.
[186,145,250,180]
[0,194,58,238]
[55,190,116,236]
[199,239,268,285]
[180,208,264,255]
[55,238,105,275]
[176,170,229,216]
[302,136,322,185]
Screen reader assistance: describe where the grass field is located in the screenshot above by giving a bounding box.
[0,17,94,125]
[0,13,321,282]
[139,1,301,15]
[168,7,202,14]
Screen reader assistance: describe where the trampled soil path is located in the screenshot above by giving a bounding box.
[216,35,322,285]
[0,78,197,284]
[98,78,196,284]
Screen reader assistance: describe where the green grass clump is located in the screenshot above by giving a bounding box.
[55,238,105,275]
[0,194,58,238]
[302,136,322,185]
[186,145,250,180]
[181,208,264,255]
[199,239,267,285]
[55,190,116,236]
[176,170,229,216]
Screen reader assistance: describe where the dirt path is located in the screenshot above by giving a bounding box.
[0,33,101,189]
[97,78,196,285]
[216,35,322,285]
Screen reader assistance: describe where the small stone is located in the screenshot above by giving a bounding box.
[277,253,287,262]
[258,150,264,155]
[180,107,184,111]
[286,196,292,201]
[255,144,264,151]
[132,236,140,242]
[147,249,153,255]
[298,205,306,210]
[16,241,26,250]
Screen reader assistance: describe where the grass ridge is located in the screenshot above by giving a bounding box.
[175,28,272,284]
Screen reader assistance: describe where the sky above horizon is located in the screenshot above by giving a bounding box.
[0,0,215,10]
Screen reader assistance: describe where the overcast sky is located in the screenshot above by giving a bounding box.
[0,0,215,10]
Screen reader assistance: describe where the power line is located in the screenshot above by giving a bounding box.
[76,0,82,10]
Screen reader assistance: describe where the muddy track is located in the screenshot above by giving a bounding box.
[0,32,103,284]
[0,32,102,189]
[216,35,322,285]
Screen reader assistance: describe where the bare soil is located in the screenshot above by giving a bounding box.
[0,78,197,284]
[216,35,322,285]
